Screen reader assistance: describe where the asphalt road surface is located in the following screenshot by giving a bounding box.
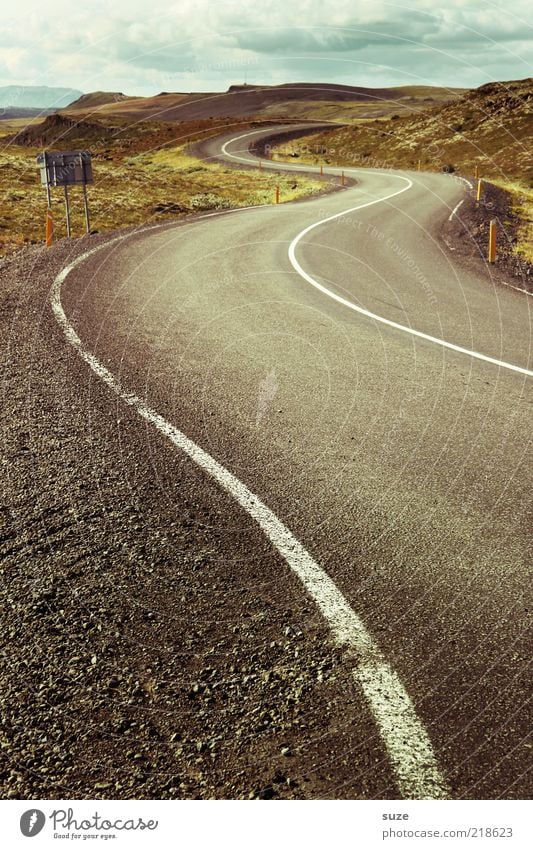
[3,125,531,800]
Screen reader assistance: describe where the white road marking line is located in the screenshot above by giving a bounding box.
[224,131,532,376]
[287,198,533,378]
[456,176,474,190]
[448,199,464,221]
[503,283,533,297]
[51,225,449,800]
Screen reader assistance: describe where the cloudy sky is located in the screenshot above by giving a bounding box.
[1,0,531,95]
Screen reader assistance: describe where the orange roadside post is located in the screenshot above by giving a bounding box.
[489,219,497,263]
[275,186,280,204]
[320,163,323,175]
[45,207,53,247]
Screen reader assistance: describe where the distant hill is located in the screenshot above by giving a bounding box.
[0,106,56,120]
[63,82,464,123]
[279,78,533,184]
[10,112,118,148]
[65,91,138,110]
[0,85,82,109]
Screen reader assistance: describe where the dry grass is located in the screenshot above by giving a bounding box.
[0,116,47,132]
[491,179,533,263]
[0,117,321,255]
[257,94,460,123]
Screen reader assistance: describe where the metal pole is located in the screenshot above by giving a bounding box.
[44,154,52,208]
[64,184,71,237]
[82,182,90,234]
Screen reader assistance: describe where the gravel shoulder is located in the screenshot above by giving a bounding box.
[442,179,532,295]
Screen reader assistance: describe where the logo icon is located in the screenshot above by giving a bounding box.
[20,810,46,837]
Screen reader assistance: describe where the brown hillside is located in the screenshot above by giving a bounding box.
[65,91,138,110]
[9,113,119,148]
[63,82,464,123]
[279,78,532,184]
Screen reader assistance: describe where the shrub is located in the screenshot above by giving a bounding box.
[190,193,233,210]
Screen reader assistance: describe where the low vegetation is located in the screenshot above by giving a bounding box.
[490,180,533,264]
[272,78,532,180]
[0,115,321,255]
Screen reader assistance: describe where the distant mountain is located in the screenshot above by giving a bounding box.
[64,81,464,123]
[0,85,83,109]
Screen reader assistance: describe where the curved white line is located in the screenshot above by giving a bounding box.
[289,217,533,377]
[448,199,464,221]
[50,224,449,800]
[222,129,532,377]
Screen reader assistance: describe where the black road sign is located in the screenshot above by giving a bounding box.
[37,150,93,187]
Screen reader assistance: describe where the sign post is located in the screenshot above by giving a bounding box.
[36,150,93,245]
[45,207,53,247]
[63,185,71,237]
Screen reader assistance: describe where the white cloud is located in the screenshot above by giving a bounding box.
[0,48,30,75]
[0,0,531,93]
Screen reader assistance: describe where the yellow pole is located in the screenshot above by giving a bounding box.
[476,179,482,204]
[341,171,345,186]
[474,164,479,180]
[418,159,421,171]
[45,206,53,247]
[488,219,497,263]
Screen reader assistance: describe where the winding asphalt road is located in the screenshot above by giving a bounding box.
[54,125,532,799]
